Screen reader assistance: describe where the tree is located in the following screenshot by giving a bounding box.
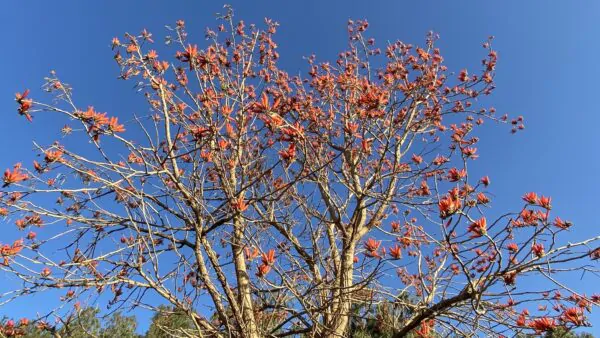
[146,306,196,338]
[348,293,431,338]
[58,307,101,338]
[542,328,595,338]
[517,327,595,338]
[1,6,599,338]
[0,306,138,338]
[101,311,139,338]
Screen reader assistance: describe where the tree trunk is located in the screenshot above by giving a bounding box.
[326,243,355,337]
[233,215,260,338]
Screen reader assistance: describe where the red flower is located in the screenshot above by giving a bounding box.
[554,217,572,229]
[146,50,158,60]
[279,143,297,164]
[256,264,271,277]
[432,155,449,165]
[528,317,556,333]
[411,154,423,164]
[218,139,230,150]
[438,194,461,219]
[561,307,585,326]
[180,44,199,69]
[480,176,490,186]
[3,164,29,187]
[516,311,527,327]
[236,20,245,36]
[79,107,109,127]
[458,69,469,82]
[590,247,600,260]
[245,247,260,261]
[33,161,44,173]
[518,209,538,226]
[361,138,373,153]
[364,238,382,258]
[418,181,431,196]
[1,240,24,257]
[364,238,381,252]
[503,271,517,285]
[252,92,281,115]
[447,168,466,182]
[231,196,248,212]
[108,117,125,133]
[111,37,120,49]
[261,249,276,266]
[40,267,52,277]
[522,192,538,204]
[16,89,33,122]
[344,122,359,135]
[506,243,519,252]
[538,195,552,210]
[44,150,63,163]
[388,245,402,260]
[141,29,154,43]
[416,319,434,337]
[128,153,143,165]
[476,192,490,204]
[461,147,478,159]
[467,217,487,238]
[532,243,545,258]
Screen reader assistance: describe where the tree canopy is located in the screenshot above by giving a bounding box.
[1,6,598,338]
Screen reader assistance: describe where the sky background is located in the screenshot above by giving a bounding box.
[1,0,599,334]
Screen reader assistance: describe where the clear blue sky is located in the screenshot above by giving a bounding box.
[1,0,599,334]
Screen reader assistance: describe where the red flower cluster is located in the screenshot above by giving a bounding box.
[40,267,52,277]
[364,238,382,258]
[257,249,276,277]
[388,245,402,259]
[512,208,547,227]
[3,164,28,187]
[0,318,30,337]
[1,240,24,258]
[561,307,585,326]
[506,243,519,252]
[528,317,556,333]
[411,154,423,164]
[554,217,572,230]
[279,143,297,164]
[245,247,260,261]
[532,243,545,258]
[75,106,125,140]
[231,196,249,212]
[447,168,466,182]
[467,217,487,238]
[44,150,63,163]
[15,89,33,122]
[522,192,552,209]
[476,192,490,204]
[438,188,462,219]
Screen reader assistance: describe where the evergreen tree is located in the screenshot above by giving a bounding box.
[145,306,195,338]
[101,312,139,338]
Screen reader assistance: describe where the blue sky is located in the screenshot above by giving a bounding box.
[1,0,599,334]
